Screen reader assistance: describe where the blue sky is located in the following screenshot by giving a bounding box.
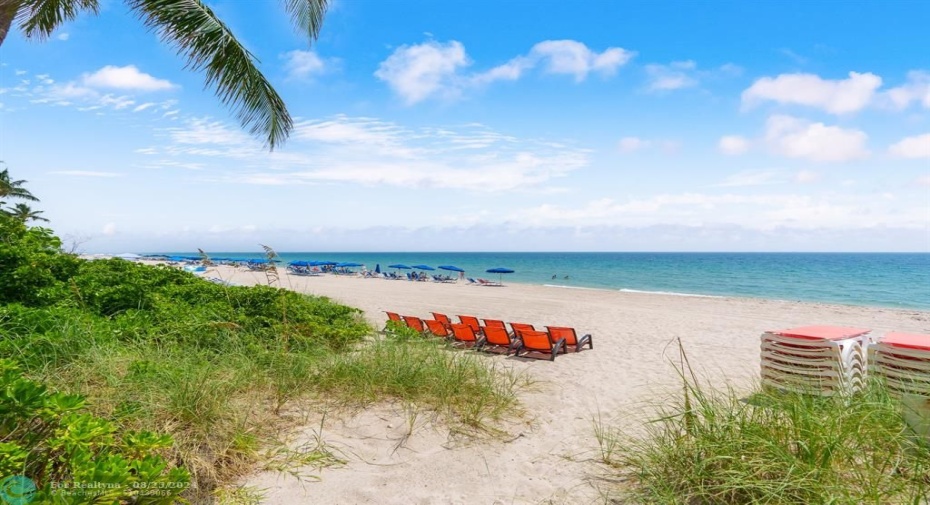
[1,0,928,252]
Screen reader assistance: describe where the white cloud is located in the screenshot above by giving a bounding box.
[168,118,251,145]
[742,71,882,114]
[644,61,741,92]
[764,114,869,162]
[529,40,634,81]
[713,169,819,187]
[282,50,336,79]
[98,94,135,109]
[57,33,70,41]
[82,65,175,91]
[157,114,590,191]
[618,137,650,153]
[50,171,122,177]
[645,60,698,91]
[40,82,97,101]
[718,135,749,155]
[374,41,470,104]
[884,71,930,110]
[888,133,930,159]
[376,39,634,103]
[102,223,117,236]
[471,57,533,86]
[795,170,821,183]
[503,191,926,231]
[133,102,156,112]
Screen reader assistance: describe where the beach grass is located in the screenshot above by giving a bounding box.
[313,324,527,432]
[597,348,930,504]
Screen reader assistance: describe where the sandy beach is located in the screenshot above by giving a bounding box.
[197,266,930,504]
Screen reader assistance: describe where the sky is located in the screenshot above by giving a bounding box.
[0,0,928,253]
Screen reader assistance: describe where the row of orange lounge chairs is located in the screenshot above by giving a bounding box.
[385,311,593,361]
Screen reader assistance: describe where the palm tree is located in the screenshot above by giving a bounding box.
[6,202,49,223]
[0,167,39,202]
[0,0,328,149]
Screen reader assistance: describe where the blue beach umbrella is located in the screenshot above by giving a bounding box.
[485,267,515,285]
[388,264,411,270]
[438,265,464,273]
[375,264,381,274]
[336,262,364,268]
[411,264,435,271]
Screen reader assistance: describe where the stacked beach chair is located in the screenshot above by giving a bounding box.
[760,325,871,396]
[867,332,930,397]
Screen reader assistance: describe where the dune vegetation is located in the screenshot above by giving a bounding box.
[595,350,930,504]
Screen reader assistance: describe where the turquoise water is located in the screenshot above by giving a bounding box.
[154,252,930,310]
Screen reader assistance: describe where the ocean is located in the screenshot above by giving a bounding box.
[153,252,930,310]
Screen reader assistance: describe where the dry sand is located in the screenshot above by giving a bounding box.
[201,266,929,504]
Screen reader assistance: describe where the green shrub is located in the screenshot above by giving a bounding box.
[71,259,199,316]
[0,215,79,306]
[0,359,189,503]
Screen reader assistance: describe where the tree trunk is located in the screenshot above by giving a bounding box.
[0,0,21,47]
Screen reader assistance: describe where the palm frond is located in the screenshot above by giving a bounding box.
[281,0,328,40]
[0,168,39,201]
[9,202,48,222]
[128,0,292,150]
[16,0,98,41]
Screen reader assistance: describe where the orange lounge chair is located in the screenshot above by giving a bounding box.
[450,323,483,348]
[480,325,519,355]
[509,322,535,337]
[514,329,566,361]
[425,319,452,339]
[431,312,453,328]
[457,315,483,334]
[383,311,403,332]
[483,319,507,330]
[546,326,593,352]
[403,315,426,333]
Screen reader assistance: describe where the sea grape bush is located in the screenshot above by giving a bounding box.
[0,215,80,306]
[0,359,190,503]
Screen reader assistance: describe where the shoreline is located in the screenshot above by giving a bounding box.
[96,253,930,310]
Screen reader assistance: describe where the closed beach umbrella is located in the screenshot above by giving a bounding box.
[375,264,381,274]
[485,267,515,285]
[438,265,464,272]
[411,264,435,271]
